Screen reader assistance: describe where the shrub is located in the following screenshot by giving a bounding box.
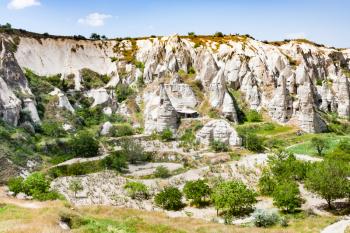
[246,110,263,122]
[160,128,173,141]
[183,180,211,206]
[41,120,66,137]
[210,140,229,152]
[211,180,257,216]
[188,32,196,36]
[69,179,83,197]
[110,123,134,137]
[272,181,302,212]
[119,139,148,164]
[7,177,24,194]
[80,68,110,89]
[180,129,198,150]
[241,133,264,152]
[71,131,99,158]
[115,84,134,102]
[101,151,128,172]
[252,209,280,228]
[214,32,224,37]
[258,168,277,196]
[154,186,183,210]
[311,137,329,156]
[23,172,50,196]
[154,166,171,178]
[124,182,149,200]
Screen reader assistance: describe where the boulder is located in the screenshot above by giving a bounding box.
[100,121,113,136]
[196,119,242,146]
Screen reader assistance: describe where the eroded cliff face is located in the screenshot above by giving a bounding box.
[1,32,350,133]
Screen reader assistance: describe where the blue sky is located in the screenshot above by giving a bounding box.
[0,0,349,48]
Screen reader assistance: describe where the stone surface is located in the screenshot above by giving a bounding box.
[196,119,242,146]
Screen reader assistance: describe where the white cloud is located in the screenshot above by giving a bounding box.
[7,0,41,10]
[285,32,307,39]
[78,13,112,27]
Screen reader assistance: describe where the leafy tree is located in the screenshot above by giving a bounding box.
[211,180,257,216]
[124,182,149,200]
[305,159,348,209]
[23,172,50,196]
[311,137,329,156]
[183,180,211,206]
[69,179,83,197]
[210,140,229,152]
[90,33,101,40]
[160,128,173,141]
[102,151,128,172]
[119,139,148,164]
[214,32,224,37]
[242,133,264,152]
[154,166,171,178]
[71,131,99,158]
[258,168,277,196]
[7,177,24,194]
[154,186,183,210]
[272,181,302,212]
[188,32,196,36]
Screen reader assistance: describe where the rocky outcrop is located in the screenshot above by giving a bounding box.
[196,119,242,146]
[0,32,349,133]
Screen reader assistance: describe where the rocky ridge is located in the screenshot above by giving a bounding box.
[0,32,350,134]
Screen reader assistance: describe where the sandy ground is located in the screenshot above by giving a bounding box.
[321,217,350,233]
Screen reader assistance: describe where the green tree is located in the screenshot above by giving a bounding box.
[183,180,211,206]
[90,33,101,40]
[115,84,134,102]
[154,166,171,178]
[71,131,99,158]
[272,181,302,212]
[311,137,329,156]
[305,159,348,209]
[211,180,257,216]
[124,182,149,200]
[119,139,148,164]
[258,168,277,196]
[214,32,224,37]
[154,186,183,210]
[69,179,83,197]
[23,172,50,196]
[102,151,128,172]
[242,133,264,152]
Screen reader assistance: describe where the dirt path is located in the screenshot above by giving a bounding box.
[321,217,350,233]
[0,187,44,209]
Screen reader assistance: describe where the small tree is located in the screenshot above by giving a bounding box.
[183,180,211,206]
[7,177,24,194]
[211,180,257,216]
[188,32,196,37]
[124,182,149,200]
[119,139,148,164]
[154,186,183,210]
[272,181,302,213]
[90,33,101,40]
[311,137,328,156]
[214,32,224,37]
[23,172,50,196]
[71,131,99,158]
[154,166,171,178]
[258,168,277,195]
[305,159,348,209]
[69,179,83,197]
[102,151,128,172]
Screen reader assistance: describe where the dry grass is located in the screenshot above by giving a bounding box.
[0,200,338,233]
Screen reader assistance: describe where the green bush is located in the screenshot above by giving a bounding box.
[241,133,264,152]
[101,151,128,172]
[154,186,183,210]
[71,131,99,158]
[252,209,280,228]
[214,32,224,37]
[69,179,83,197]
[41,120,66,137]
[272,181,302,213]
[258,168,277,196]
[124,182,149,200]
[154,166,171,178]
[160,128,173,141]
[246,110,263,122]
[311,136,329,156]
[211,180,257,216]
[179,129,198,150]
[119,139,149,164]
[7,177,24,194]
[183,180,211,206]
[210,140,229,152]
[115,84,134,102]
[110,123,134,137]
[80,68,110,89]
